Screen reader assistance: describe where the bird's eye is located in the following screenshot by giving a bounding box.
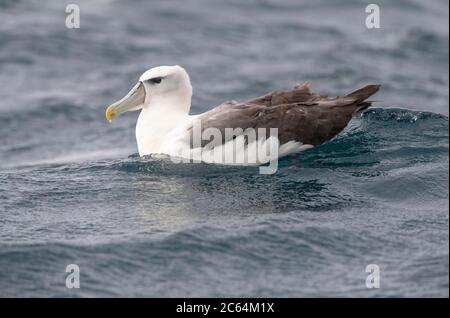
[148,77,163,84]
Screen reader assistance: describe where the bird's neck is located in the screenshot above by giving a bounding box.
[135,96,191,156]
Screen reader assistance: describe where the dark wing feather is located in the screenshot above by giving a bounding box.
[189,83,380,147]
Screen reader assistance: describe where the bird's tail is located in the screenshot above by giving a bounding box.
[345,84,381,112]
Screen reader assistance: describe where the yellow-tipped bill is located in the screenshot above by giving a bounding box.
[105,81,145,122]
[105,105,116,123]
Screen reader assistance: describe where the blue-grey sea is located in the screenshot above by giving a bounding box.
[0,0,448,297]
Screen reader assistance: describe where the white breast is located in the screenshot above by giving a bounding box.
[135,107,192,156]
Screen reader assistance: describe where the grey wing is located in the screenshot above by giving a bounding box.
[188,83,380,148]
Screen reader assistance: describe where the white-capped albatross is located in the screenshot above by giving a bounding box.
[105,65,380,165]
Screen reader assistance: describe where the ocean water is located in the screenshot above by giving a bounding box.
[0,0,448,297]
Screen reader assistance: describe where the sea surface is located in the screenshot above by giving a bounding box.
[0,0,448,297]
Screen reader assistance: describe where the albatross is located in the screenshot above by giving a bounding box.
[105,65,380,166]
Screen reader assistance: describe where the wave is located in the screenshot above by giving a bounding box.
[1,107,447,173]
[109,108,448,174]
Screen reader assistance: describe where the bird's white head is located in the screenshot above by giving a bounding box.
[105,65,192,122]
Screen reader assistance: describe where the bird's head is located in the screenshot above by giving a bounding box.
[105,65,192,122]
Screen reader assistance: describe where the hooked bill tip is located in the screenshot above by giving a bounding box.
[105,106,116,123]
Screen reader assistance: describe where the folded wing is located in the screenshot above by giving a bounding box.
[188,82,380,148]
